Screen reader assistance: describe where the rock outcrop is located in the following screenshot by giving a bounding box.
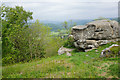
[71,20,120,50]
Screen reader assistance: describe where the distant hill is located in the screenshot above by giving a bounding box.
[28,18,118,31]
[44,19,93,31]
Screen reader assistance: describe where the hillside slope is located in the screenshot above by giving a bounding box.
[2,42,119,78]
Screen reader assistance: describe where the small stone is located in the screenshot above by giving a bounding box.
[58,46,74,55]
[66,52,71,56]
[86,55,89,56]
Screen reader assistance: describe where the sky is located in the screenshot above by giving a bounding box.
[1,0,119,22]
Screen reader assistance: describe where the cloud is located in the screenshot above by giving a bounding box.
[2,0,120,2]
[2,0,118,21]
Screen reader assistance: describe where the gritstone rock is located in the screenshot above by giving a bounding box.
[71,20,120,50]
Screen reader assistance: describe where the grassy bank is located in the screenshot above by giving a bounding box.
[2,42,119,78]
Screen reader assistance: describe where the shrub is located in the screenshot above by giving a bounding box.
[45,37,64,57]
[2,5,33,65]
[63,36,75,48]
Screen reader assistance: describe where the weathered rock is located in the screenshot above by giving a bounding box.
[71,20,120,50]
[72,25,95,41]
[58,46,64,55]
[58,46,74,55]
[100,44,120,58]
[87,20,120,39]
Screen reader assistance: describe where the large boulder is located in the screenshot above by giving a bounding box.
[71,20,120,50]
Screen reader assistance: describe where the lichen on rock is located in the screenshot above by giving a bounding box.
[71,20,120,50]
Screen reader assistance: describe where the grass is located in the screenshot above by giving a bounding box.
[0,39,1,79]
[2,42,119,78]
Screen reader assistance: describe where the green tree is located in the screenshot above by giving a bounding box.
[69,20,76,27]
[29,20,51,59]
[62,21,68,30]
[1,5,33,65]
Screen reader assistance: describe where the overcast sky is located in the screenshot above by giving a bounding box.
[1,0,119,21]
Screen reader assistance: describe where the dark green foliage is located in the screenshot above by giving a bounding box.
[1,5,64,65]
[62,21,68,30]
[1,5,52,65]
[2,19,52,65]
[1,5,33,65]
[63,37,75,48]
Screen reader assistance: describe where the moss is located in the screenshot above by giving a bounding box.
[109,46,120,57]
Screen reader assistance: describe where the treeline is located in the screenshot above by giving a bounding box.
[44,20,77,31]
[1,5,64,65]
